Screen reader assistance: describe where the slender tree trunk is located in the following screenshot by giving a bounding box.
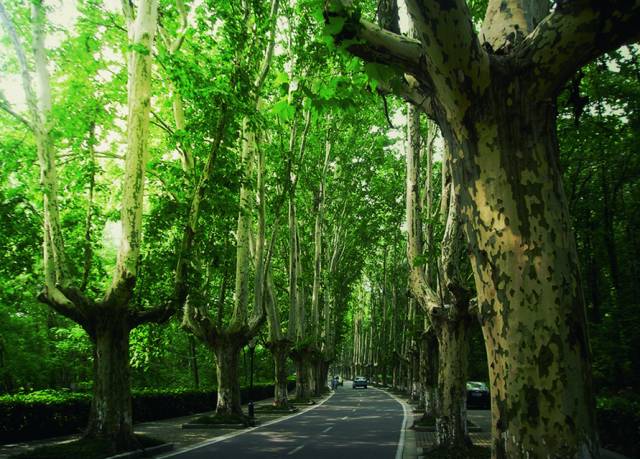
[423,328,438,416]
[86,315,134,450]
[188,335,200,389]
[434,318,469,447]
[213,334,244,417]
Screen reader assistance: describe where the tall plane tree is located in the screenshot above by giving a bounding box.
[182,0,279,418]
[326,0,640,456]
[0,0,162,451]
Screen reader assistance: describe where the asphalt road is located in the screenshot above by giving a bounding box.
[160,384,406,459]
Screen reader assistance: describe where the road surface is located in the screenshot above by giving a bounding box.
[160,384,406,459]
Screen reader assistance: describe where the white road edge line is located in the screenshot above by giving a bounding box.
[322,426,333,433]
[155,393,335,459]
[371,386,409,459]
[287,444,305,455]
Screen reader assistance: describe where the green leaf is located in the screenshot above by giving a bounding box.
[324,16,346,36]
[271,98,295,121]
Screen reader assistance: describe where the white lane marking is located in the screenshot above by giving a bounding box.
[322,426,333,433]
[371,387,409,459]
[288,445,304,455]
[155,393,335,458]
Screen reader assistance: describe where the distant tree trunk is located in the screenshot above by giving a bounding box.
[86,314,133,451]
[188,335,200,389]
[291,349,311,401]
[420,326,438,415]
[434,318,469,446]
[268,340,290,408]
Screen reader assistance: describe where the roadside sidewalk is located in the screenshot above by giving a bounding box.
[0,393,331,459]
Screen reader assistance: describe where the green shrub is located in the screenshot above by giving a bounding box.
[0,382,295,444]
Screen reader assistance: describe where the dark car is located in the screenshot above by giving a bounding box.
[466,381,490,409]
[352,376,368,389]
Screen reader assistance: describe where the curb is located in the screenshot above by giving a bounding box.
[106,443,174,459]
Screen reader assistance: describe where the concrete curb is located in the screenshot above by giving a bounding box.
[106,443,174,459]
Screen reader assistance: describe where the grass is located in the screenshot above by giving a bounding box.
[10,435,163,459]
[424,445,491,459]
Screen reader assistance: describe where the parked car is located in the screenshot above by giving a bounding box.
[353,376,368,389]
[466,381,490,409]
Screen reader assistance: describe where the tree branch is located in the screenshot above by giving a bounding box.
[404,0,489,117]
[0,95,32,129]
[516,1,640,98]
[325,1,427,84]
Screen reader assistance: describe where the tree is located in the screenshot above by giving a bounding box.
[0,0,164,450]
[325,0,640,456]
[406,107,473,447]
[182,0,279,418]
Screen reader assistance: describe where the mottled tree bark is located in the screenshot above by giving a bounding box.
[86,314,133,451]
[291,348,312,401]
[213,334,244,416]
[434,318,469,446]
[268,340,291,408]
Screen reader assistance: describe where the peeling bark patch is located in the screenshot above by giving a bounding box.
[537,342,554,379]
[524,386,540,427]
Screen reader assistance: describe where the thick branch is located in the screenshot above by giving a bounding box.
[516,1,640,98]
[481,0,549,52]
[325,2,427,84]
[405,0,489,119]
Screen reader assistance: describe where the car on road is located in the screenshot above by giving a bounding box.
[352,376,368,389]
[466,381,490,409]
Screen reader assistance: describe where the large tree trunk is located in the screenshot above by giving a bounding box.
[291,348,312,401]
[213,334,244,417]
[86,315,134,451]
[268,340,291,408]
[434,318,469,447]
[446,96,599,457]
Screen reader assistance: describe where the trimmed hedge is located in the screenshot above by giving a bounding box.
[0,382,295,444]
